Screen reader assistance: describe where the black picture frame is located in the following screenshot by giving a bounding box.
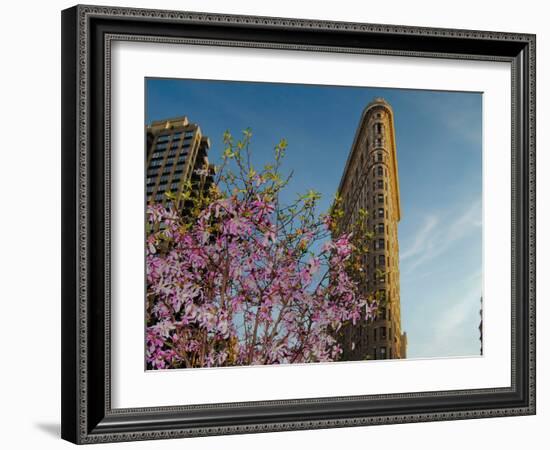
[61,4,536,444]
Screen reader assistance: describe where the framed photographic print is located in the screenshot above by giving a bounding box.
[61,4,536,444]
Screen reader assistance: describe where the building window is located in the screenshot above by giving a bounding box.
[379,255,386,266]
[376,223,384,234]
[381,327,387,339]
[377,193,384,203]
[374,123,383,134]
[389,348,393,359]
[376,152,383,162]
[377,166,384,177]
[373,329,377,342]
[379,347,387,359]
[378,208,384,218]
[377,180,384,189]
[157,134,170,143]
[375,238,384,250]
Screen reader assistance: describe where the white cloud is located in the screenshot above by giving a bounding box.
[400,199,482,274]
[425,95,482,147]
[405,271,482,358]
[431,281,482,357]
[400,214,439,260]
[436,287,479,337]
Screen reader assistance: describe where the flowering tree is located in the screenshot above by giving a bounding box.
[146,130,376,369]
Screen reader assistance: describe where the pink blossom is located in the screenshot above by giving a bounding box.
[145,144,372,370]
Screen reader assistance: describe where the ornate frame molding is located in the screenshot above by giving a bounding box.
[61,4,536,444]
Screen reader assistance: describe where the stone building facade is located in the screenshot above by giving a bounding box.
[336,98,407,360]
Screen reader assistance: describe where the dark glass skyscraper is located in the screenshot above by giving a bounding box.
[146,116,214,211]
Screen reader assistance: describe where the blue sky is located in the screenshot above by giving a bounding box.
[146,78,483,359]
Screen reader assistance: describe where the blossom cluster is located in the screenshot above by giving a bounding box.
[145,132,375,369]
[146,195,373,369]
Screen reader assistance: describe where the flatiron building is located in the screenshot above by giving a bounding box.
[336,98,407,360]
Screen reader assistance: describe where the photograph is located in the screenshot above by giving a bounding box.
[144,79,483,370]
